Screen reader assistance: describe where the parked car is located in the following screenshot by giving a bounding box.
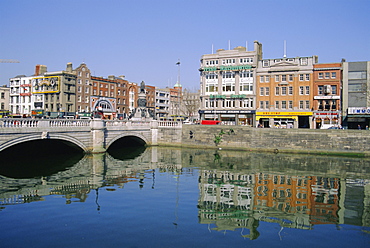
[328,126,340,129]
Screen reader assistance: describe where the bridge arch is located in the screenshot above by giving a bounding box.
[0,134,89,153]
[106,132,149,150]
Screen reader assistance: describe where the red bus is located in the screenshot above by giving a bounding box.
[201,120,221,125]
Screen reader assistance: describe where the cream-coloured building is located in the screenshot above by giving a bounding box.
[199,41,262,126]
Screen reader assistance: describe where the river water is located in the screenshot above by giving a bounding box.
[0,146,369,248]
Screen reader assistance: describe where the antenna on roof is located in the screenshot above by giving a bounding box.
[212,44,214,54]
[228,40,231,50]
[283,40,287,58]
[246,41,248,51]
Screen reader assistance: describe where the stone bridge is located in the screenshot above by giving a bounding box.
[0,118,181,153]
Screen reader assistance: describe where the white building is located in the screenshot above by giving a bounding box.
[199,41,262,125]
[9,75,33,116]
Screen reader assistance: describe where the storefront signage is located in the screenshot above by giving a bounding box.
[220,65,252,71]
[32,76,60,94]
[200,110,255,114]
[210,94,226,99]
[314,96,340,100]
[203,65,252,71]
[230,94,246,98]
[348,107,370,114]
[257,111,312,116]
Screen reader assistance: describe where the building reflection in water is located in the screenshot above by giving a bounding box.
[0,146,369,240]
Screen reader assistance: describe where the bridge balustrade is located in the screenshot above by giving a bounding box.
[0,118,39,128]
[0,118,91,128]
[158,121,182,127]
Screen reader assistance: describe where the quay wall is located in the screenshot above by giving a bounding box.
[158,125,370,157]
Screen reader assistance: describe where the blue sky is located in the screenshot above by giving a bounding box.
[1,0,369,89]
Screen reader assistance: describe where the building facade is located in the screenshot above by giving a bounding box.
[312,63,342,129]
[9,75,33,116]
[0,85,9,114]
[75,63,92,115]
[342,61,370,129]
[199,41,262,126]
[155,88,170,120]
[256,56,318,128]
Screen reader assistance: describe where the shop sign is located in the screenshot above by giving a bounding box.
[200,110,254,114]
[202,65,252,71]
[210,94,226,99]
[256,111,312,116]
[314,95,340,99]
[348,107,370,114]
[230,94,246,98]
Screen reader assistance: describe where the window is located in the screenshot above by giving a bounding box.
[318,86,323,95]
[289,86,293,95]
[288,101,293,109]
[222,82,235,92]
[206,83,218,92]
[325,72,330,79]
[86,80,89,85]
[263,60,269,67]
[300,58,308,65]
[318,73,323,79]
[275,101,279,109]
[260,76,264,82]
[331,100,337,110]
[289,75,293,81]
[265,76,270,82]
[265,87,270,96]
[85,96,89,103]
[305,74,310,81]
[331,85,337,95]
[85,87,89,93]
[222,71,235,79]
[299,74,304,81]
[299,86,304,95]
[305,101,310,109]
[78,86,82,93]
[331,72,336,78]
[299,101,304,109]
[260,101,264,109]
[282,101,287,109]
[275,87,279,95]
[275,75,280,82]
[265,101,269,109]
[281,87,287,95]
[282,75,287,82]
[260,87,265,96]
[305,86,310,95]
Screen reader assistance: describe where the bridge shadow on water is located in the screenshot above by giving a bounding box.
[107,136,146,160]
[0,139,84,179]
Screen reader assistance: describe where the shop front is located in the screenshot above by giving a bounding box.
[313,111,341,129]
[256,111,313,128]
[344,107,370,129]
[199,110,255,126]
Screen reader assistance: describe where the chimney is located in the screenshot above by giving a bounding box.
[35,64,47,76]
[66,62,73,73]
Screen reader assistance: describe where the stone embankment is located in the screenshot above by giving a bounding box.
[158,125,370,157]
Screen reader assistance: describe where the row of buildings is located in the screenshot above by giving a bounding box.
[199,41,370,129]
[0,63,195,120]
[1,40,369,128]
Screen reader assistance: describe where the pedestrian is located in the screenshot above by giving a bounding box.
[358,125,361,130]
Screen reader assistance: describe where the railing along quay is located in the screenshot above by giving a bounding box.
[0,118,182,129]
